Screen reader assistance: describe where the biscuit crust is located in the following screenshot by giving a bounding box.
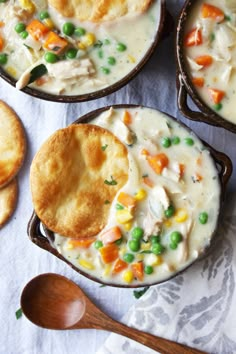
[30,124,129,238]
[48,0,153,22]
[0,101,26,188]
[0,178,18,228]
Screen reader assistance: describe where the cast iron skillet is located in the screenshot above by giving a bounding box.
[176,0,236,134]
[27,104,232,288]
[0,0,172,103]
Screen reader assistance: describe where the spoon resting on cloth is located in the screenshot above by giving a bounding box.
[20,273,206,354]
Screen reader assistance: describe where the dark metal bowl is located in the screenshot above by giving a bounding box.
[27,104,232,288]
[0,1,172,103]
[176,0,236,134]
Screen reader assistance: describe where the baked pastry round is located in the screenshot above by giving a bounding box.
[30,124,129,238]
[0,178,18,228]
[0,100,26,188]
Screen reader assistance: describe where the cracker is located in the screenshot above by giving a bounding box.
[30,124,129,238]
[0,178,18,228]
[48,0,153,22]
[0,100,26,188]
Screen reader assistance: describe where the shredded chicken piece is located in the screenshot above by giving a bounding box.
[152,185,170,210]
[143,210,161,241]
[16,59,43,90]
[46,58,95,80]
[178,218,193,263]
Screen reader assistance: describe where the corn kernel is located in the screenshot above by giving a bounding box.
[135,189,147,201]
[82,33,96,47]
[5,66,17,78]
[124,222,132,231]
[141,242,151,250]
[128,55,136,63]
[146,254,163,266]
[116,209,133,224]
[103,264,112,276]
[78,259,94,270]
[119,246,127,257]
[78,42,86,50]
[136,254,144,261]
[174,209,188,223]
[122,269,133,283]
[19,0,35,14]
[43,18,54,30]
[164,219,172,228]
[66,242,74,250]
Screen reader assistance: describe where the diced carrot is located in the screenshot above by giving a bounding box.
[122,110,132,125]
[147,153,169,175]
[179,163,185,178]
[0,22,4,28]
[131,262,144,281]
[208,88,225,104]
[68,237,96,249]
[201,3,225,23]
[99,243,119,264]
[0,36,4,51]
[112,259,128,274]
[142,176,154,188]
[195,55,213,67]
[141,148,150,156]
[185,28,202,47]
[100,226,122,244]
[195,173,203,181]
[35,76,47,86]
[192,77,205,88]
[196,156,202,166]
[43,31,68,54]
[26,19,49,41]
[117,192,137,209]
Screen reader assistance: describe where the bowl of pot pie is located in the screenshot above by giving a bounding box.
[0,0,168,102]
[28,105,232,288]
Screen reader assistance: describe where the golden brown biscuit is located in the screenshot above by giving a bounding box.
[0,100,26,188]
[30,124,129,238]
[48,0,153,22]
[0,178,18,228]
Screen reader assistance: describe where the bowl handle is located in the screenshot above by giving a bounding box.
[177,73,222,127]
[27,212,55,253]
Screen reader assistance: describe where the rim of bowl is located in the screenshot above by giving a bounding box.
[176,0,236,133]
[0,1,166,103]
[28,104,231,288]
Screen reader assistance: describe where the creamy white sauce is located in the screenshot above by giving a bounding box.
[53,107,221,286]
[184,0,236,125]
[0,0,160,95]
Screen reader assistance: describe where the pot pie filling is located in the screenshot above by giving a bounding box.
[53,107,221,285]
[0,0,159,95]
[184,0,236,125]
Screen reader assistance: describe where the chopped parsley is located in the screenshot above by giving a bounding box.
[15,308,23,320]
[94,40,103,48]
[104,200,110,204]
[104,176,117,186]
[133,287,149,299]
[101,144,108,151]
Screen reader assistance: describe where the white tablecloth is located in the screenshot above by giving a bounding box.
[1,1,236,354]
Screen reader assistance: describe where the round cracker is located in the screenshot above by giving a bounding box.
[0,100,26,188]
[0,178,18,228]
[48,0,153,22]
[30,124,129,238]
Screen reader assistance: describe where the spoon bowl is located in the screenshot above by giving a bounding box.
[21,273,206,354]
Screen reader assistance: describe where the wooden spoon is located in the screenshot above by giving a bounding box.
[21,273,206,354]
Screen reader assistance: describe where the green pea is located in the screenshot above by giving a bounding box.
[107,56,116,65]
[152,243,165,255]
[44,52,59,63]
[0,53,8,65]
[161,137,171,148]
[170,242,178,250]
[104,38,110,45]
[116,203,124,210]
[74,27,86,36]
[101,67,110,75]
[128,239,140,252]
[39,11,50,20]
[164,205,175,218]
[170,231,182,244]
[199,212,208,224]
[15,23,26,34]
[66,48,78,59]
[184,137,194,146]
[63,22,75,36]
[115,237,123,246]
[150,235,160,244]
[144,265,153,275]
[131,227,144,241]
[116,42,127,52]
[172,136,180,145]
[213,103,223,111]
[123,253,135,263]
[94,240,103,249]
[98,50,104,59]
[20,30,28,39]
